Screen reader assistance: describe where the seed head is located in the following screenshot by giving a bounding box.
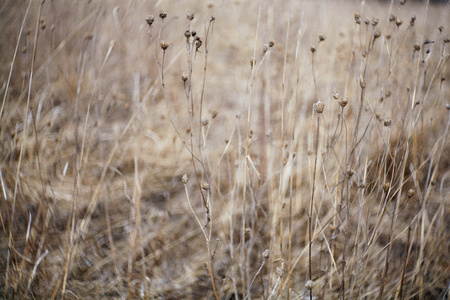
[396,19,403,27]
[159,10,168,19]
[400,0,406,5]
[268,40,275,47]
[315,101,325,114]
[383,183,390,193]
[195,38,202,50]
[389,14,396,22]
[184,30,191,39]
[332,92,339,100]
[182,73,188,82]
[384,119,392,127]
[187,12,194,21]
[262,249,270,260]
[407,189,415,198]
[182,174,189,184]
[374,30,381,39]
[410,15,416,26]
[305,280,313,290]
[201,181,210,190]
[191,30,197,37]
[360,77,366,89]
[413,44,420,51]
[346,169,355,177]
[263,44,269,53]
[211,111,218,119]
[319,34,326,42]
[310,46,316,53]
[438,26,443,32]
[339,97,349,107]
[146,15,155,26]
[372,18,379,27]
[354,13,361,24]
[160,41,169,50]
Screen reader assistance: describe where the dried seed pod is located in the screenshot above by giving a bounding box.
[202,119,209,126]
[250,57,256,67]
[354,12,361,24]
[182,73,188,82]
[262,249,270,260]
[263,44,269,53]
[372,18,379,27]
[346,169,355,177]
[374,30,381,39]
[182,174,188,183]
[360,77,366,89]
[383,183,390,192]
[191,30,197,37]
[339,97,349,107]
[332,92,339,100]
[268,40,275,47]
[438,26,443,32]
[211,111,218,119]
[315,101,325,114]
[305,280,313,290]
[184,30,191,39]
[310,46,316,53]
[160,41,169,50]
[159,10,168,19]
[195,38,202,50]
[410,15,416,26]
[407,189,415,198]
[384,119,392,127]
[146,15,155,26]
[201,181,210,190]
[187,12,194,21]
[389,14,396,22]
[319,34,326,42]
[400,0,406,5]
[413,44,420,51]
[396,19,403,27]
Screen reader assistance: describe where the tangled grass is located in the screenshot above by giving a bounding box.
[0,0,449,299]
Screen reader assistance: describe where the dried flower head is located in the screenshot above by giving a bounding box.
[146,14,154,26]
[410,15,416,26]
[310,46,316,53]
[374,30,381,39]
[354,13,361,24]
[407,189,415,198]
[263,44,269,53]
[319,34,326,42]
[160,41,169,50]
[195,38,202,50]
[332,92,339,100]
[339,97,349,107]
[413,44,421,51]
[187,12,194,21]
[182,73,188,82]
[211,111,218,119]
[396,19,403,27]
[305,280,313,290]
[346,169,355,177]
[384,119,392,127]
[159,10,168,19]
[201,181,210,190]
[315,101,325,114]
[383,183,390,192]
[262,249,270,260]
[268,40,275,47]
[400,0,406,5]
[438,26,443,32]
[389,14,396,22]
[360,77,366,89]
[372,18,379,27]
[191,30,197,37]
[184,30,191,39]
[182,174,189,183]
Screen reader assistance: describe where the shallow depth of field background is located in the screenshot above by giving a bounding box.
[0,0,449,299]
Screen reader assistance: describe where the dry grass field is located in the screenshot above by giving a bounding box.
[0,0,449,299]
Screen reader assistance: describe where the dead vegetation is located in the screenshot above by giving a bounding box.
[0,0,449,299]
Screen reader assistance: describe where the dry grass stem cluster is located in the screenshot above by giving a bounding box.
[0,0,449,299]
